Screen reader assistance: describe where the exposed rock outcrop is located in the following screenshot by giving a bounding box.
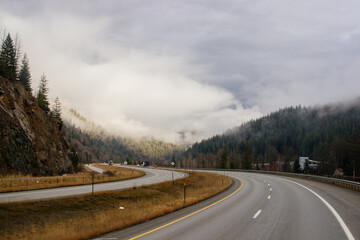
[0,77,72,176]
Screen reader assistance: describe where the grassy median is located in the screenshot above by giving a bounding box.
[0,164,145,193]
[0,170,232,240]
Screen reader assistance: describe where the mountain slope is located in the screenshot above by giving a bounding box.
[187,99,360,176]
[63,111,184,165]
[0,77,72,176]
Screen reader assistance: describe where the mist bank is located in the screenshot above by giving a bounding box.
[185,97,360,177]
[62,111,185,166]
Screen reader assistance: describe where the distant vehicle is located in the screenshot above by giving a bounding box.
[142,161,150,167]
[109,160,113,166]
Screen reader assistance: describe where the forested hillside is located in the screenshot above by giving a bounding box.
[187,99,360,177]
[63,122,184,166]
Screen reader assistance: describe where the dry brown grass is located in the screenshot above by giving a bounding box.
[0,165,145,193]
[0,171,232,240]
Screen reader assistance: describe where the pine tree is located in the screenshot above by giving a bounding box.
[219,146,228,169]
[37,74,50,113]
[0,34,17,81]
[229,152,236,169]
[69,147,79,171]
[304,159,310,174]
[283,157,291,172]
[293,158,301,173]
[19,53,31,91]
[171,152,176,166]
[256,157,260,170]
[52,97,63,130]
[241,141,252,169]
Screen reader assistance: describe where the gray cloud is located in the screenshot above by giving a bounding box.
[1,0,360,143]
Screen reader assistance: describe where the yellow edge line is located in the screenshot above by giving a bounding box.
[129,177,244,240]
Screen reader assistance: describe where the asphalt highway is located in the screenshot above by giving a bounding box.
[96,171,360,240]
[0,166,186,203]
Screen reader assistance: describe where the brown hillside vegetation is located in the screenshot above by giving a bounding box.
[0,77,72,176]
[0,164,145,193]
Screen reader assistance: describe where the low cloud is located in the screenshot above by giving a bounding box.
[1,0,359,143]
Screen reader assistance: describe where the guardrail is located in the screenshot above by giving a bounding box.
[218,169,360,192]
[152,167,360,192]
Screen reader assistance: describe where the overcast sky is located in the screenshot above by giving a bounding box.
[1,0,360,143]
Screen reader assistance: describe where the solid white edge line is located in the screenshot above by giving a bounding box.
[253,209,262,219]
[281,178,355,240]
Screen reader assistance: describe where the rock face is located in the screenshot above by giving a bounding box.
[0,77,72,176]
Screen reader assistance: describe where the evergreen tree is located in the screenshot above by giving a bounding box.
[293,158,301,173]
[304,159,310,174]
[241,141,252,169]
[283,157,291,172]
[69,147,79,171]
[0,34,17,81]
[219,146,228,169]
[171,152,176,167]
[18,53,31,91]
[37,74,50,113]
[52,97,63,130]
[256,157,260,170]
[229,152,236,169]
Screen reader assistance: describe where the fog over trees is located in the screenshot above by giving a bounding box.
[186,101,360,177]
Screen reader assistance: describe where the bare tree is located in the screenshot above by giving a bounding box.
[14,33,22,78]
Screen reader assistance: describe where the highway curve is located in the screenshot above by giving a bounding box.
[96,171,360,240]
[0,166,186,203]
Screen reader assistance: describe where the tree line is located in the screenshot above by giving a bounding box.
[63,123,184,165]
[185,102,360,177]
[0,31,63,130]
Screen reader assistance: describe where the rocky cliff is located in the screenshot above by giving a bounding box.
[0,77,72,176]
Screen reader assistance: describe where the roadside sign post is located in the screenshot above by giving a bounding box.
[171,161,175,185]
[92,172,94,195]
[184,183,186,205]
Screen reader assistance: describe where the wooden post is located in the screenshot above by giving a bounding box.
[92,172,94,195]
[184,183,187,204]
[172,172,174,185]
